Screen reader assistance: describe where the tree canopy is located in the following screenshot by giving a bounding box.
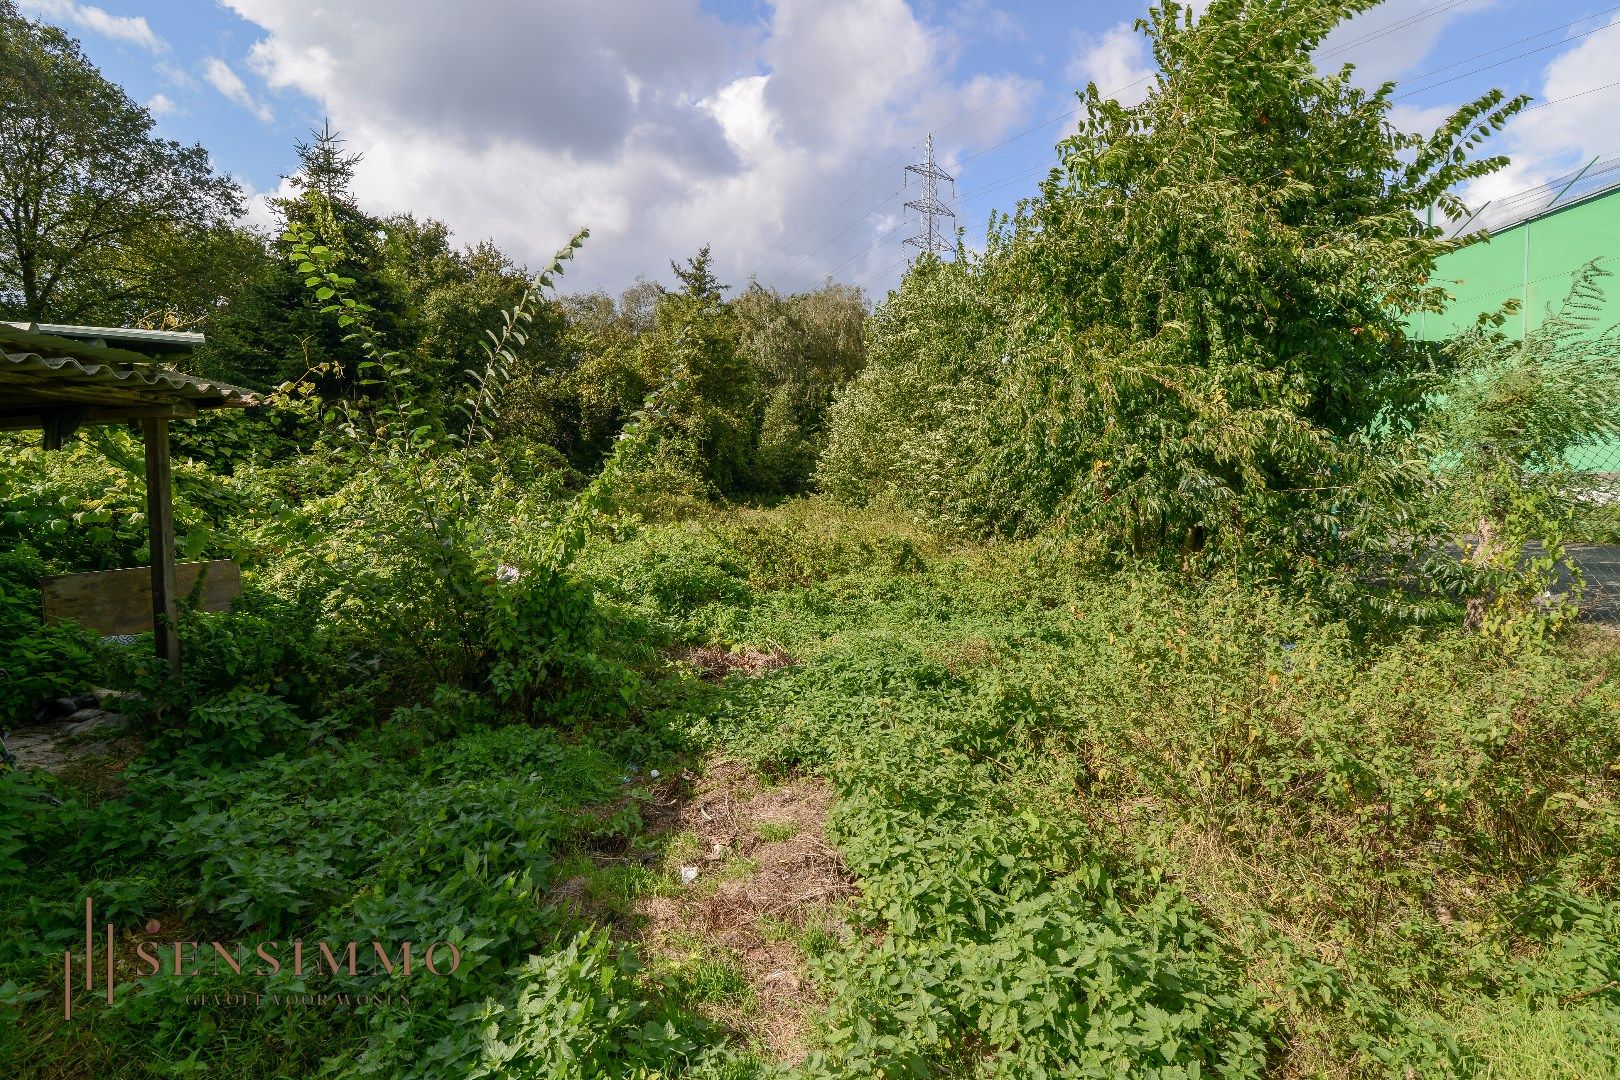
[821,0,1525,573]
[0,0,243,323]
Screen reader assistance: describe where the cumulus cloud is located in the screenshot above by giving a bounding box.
[1068,22,1155,108]
[203,57,274,124]
[1458,12,1620,216]
[217,0,1032,294]
[144,92,176,117]
[18,0,164,52]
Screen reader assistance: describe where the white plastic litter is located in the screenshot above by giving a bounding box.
[679,866,699,885]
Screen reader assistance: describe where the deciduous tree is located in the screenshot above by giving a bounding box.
[0,1,242,322]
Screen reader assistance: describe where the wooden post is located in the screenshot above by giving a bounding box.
[142,417,180,674]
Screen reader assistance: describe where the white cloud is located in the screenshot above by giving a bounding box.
[144,92,176,117]
[237,175,295,236]
[1386,101,1455,137]
[18,0,164,52]
[203,58,274,124]
[1457,12,1620,218]
[218,0,1033,294]
[1319,0,1496,85]
[156,60,198,90]
[1068,21,1155,109]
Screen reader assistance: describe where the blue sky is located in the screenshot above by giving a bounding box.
[17,0,1620,295]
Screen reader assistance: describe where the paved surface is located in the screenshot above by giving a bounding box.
[1567,544,1620,626]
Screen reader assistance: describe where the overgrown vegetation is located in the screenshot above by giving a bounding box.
[4,1,1620,1077]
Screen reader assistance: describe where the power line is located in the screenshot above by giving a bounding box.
[749,27,1141,282]
[751,158,910,280]
[1319,0,1478,61]
[766,187,905,287]
[860,135,1620,296]
[1396,16,1620,99]
[933,24,1138,140]
[807,0,1596,293]
[955,15,1620,211]
[852,3,1485,290]
[1389,4,1617,90]
[774,0,1482,291]
[1522,78,1620,111]
[856,252,911,291]
[951,0,1482,172]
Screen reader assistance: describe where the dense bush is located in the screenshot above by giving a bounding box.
[7,3,1620,1078]
[0,544,109,722]
[821,0,1523,580]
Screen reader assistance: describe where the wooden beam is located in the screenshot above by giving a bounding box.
[143,417,180,674]
[41,406,86,450]
[0,404,200,431]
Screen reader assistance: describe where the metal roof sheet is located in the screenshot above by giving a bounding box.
[1,321,205,354]
[1,350,259,409]
[1451,157,1620,238]
[0,324,259,430]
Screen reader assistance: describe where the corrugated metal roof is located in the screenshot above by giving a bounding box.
[0,323,259,429]
[0,321,206,367]
[1451,157,1620,237]
[1,321,205,354]
[1,350,259,409]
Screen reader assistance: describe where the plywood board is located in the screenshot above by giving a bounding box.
[41,560,241,637]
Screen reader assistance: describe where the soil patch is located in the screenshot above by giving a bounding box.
[633,757,855,1063]
[671,646,795,680]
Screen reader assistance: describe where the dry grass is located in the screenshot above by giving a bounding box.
[670,646,795,681]
[630,757,855,1063]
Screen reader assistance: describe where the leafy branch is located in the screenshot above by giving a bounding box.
[462,229,587,452]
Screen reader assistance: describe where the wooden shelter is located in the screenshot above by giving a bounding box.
[1,322,260,672]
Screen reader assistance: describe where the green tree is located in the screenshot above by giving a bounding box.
[733,279,867,492]
[67,220,273,331]
[381,215,567,430]
[0,1,243,322]
[823,0,1523,571]
[635,246,756,492]
[197,126,406,397]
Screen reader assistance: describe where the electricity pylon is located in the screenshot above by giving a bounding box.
[904,133,955,255]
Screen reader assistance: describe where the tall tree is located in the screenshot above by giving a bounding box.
[197,127,405,396]
[0,1,242,322]
[637,246,757,492]
[822,0,1525,568]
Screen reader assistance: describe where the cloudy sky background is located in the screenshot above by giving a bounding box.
[17,0,1620,296]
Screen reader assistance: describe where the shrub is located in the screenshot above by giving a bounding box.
[0,543,109,722]
[819,0,1524,581]
[151,687,323,768]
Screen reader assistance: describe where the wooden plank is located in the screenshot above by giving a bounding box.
[41,560,241,637]
[143,418,180,673]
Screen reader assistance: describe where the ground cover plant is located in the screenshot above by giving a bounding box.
[4,0,1620,1077]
